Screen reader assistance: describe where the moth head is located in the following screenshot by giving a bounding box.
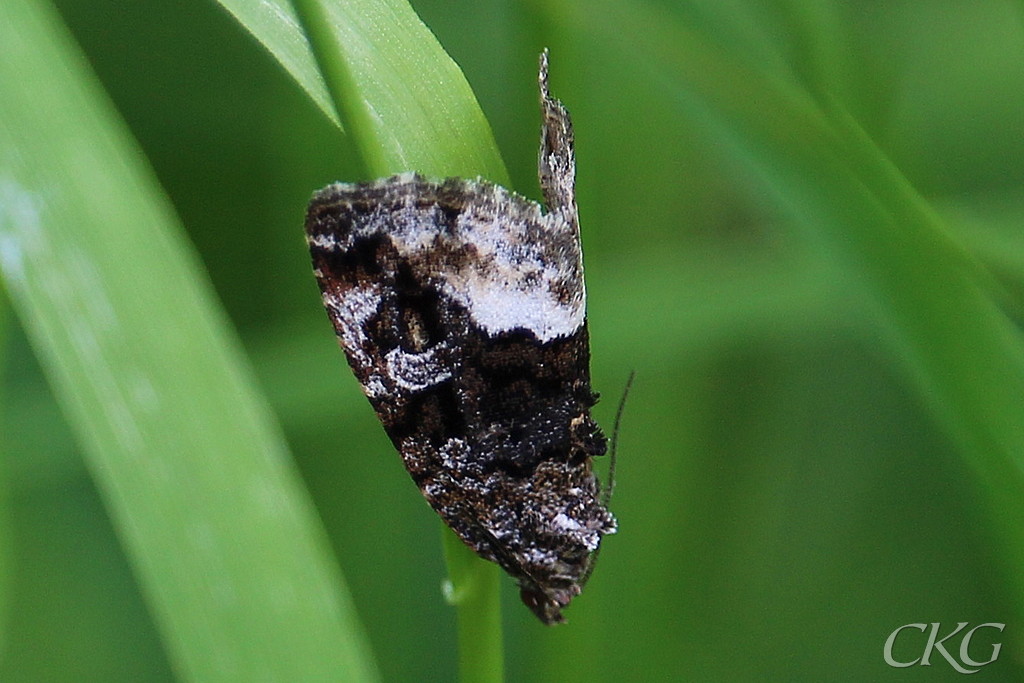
[519,583,579,625]
[569,412,607,461]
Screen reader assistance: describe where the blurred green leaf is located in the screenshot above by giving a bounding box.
[546,0,1024,618]
[0,301,9,660]
[0,0,377,680]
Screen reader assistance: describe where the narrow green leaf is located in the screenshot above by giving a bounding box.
[442,527,503,683]
[546,0,1024,616]
[289,0,509,182]
[0,298,10,658]
[215,0,508,181]
[215,0,342,128]
[0,0,378,680]
[284,0,510,677]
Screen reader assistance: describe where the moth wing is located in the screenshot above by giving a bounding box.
[305,172,584,415]
[306,172,614,623]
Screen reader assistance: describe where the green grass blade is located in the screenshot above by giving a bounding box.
[283,0,509,676]
[289,0,509,182]
[214,0,342,128]
[442,527,503,683]
[547,0,1024,615]
[0,0,378,680]
[0,297,9,657]
[215,0,508,181]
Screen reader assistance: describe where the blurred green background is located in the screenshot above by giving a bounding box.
[4,0,1024,680]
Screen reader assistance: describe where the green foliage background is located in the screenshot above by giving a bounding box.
[4,0,1024,681]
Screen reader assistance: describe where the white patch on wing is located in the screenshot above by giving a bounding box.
[383,343,452,392]
[325,177,586,342]
[307,232,341,250]
[551,512,583,532]
[323,282,453,398]
[326,284,389,398]
[444,208,584,341]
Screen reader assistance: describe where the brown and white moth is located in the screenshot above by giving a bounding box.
[304,50,615,624]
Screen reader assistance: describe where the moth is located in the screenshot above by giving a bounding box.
[304,50,615,624]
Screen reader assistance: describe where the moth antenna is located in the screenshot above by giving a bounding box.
[581,372,635,591]
[602,370,635,508]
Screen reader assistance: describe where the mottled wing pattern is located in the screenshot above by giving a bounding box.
[304,51,615,624]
